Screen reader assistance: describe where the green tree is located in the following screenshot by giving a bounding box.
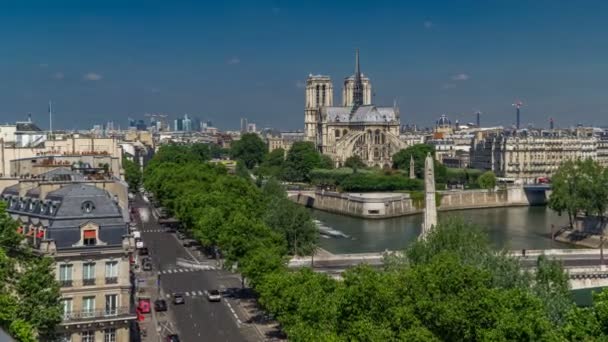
[549,160,581,228]
[262,179,318,256]
[230,133,267,169]
[0,203,62,340]
[258,148,285,178]
[393,144,447,184]
[344,156,365,170]
[477,171,497,190]
[282,142,323,182]
[122,157,142,192]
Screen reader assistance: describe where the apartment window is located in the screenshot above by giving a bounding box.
[61,298,72,320]
[105,294,118,316]
[105,261,118,284]
[83,230,97,246]
[82,296,95,318]
[81,330,95,342]
[104,328,116,342]
[58,264,73,287]
[83,262,96,286]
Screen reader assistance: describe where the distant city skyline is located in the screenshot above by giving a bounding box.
[2,0,608,130]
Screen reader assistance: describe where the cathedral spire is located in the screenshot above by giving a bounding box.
[352,49,364,108]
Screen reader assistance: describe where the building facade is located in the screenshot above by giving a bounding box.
[304,51,405,167]
[0,171,135,342]
[470,135,608,182]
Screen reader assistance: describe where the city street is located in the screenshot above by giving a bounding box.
[132,196,263,342]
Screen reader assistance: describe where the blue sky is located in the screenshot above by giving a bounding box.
[1,0,608,130]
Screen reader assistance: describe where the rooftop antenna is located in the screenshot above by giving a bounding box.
[48,101,53,138]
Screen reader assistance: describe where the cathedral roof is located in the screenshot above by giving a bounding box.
[323,105,398,124]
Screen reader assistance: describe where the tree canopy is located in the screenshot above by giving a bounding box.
[122,157,142,192]
[392,144,447,185]
[549,158,608,228]
[230,133,267,169]
[282,142,327,182]
[0,203,62,341]
[477,171,497,190]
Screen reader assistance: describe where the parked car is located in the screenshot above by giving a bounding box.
[173,293,185,305]
[166,335,180,342]
[139,247,149,256]
[205,289,222,302]
[154,299,168,312]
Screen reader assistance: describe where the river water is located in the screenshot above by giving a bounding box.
[312,206,572,254]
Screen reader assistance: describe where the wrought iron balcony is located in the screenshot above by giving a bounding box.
[105,277,118,284]
[61,306,135,323]
[82,278,96,286]
[59,280,73,287]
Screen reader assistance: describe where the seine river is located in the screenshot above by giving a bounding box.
[311,206,604,305]
[312,206,572,254]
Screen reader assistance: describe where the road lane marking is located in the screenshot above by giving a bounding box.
[198,290,203,295]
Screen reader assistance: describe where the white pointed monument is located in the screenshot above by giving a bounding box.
[421,152,437,238]
[409,155,416,179]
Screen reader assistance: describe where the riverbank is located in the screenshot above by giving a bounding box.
[555,229,603,248]
[291,187,532,219]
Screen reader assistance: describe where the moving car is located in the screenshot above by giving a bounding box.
[166,335,180,342]
[173,293,185,305]
[142,261,153,271]
[205,289,222,302]
[154,299,168,312]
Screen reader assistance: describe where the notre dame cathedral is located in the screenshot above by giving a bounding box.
[304,50,405,168]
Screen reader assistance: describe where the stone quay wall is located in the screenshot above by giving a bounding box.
[290,187,530,219]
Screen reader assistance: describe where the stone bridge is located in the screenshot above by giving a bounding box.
[289,248,608,290]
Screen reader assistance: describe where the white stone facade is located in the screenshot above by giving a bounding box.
[471,135,608,182]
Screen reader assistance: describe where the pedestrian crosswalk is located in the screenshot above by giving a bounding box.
[142,229,167,233]
[159,266,216,274]
[165,290,206,298]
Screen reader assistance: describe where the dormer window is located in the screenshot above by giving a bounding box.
[81,201,95,214]
[49,204,56,215]
[83,230,97,246]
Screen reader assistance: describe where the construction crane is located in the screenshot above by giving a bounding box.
[512,101,524,129]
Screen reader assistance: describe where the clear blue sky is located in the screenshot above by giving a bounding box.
[1,0,608,130]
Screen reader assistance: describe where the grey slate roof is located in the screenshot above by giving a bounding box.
[323,105,398,124]
[2,184,127,249]
[15,122,42,132]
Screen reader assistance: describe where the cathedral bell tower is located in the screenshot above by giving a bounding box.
[304,74,333,143]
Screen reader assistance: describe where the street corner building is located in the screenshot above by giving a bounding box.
[1,168,136,342]
[303,50,406,168]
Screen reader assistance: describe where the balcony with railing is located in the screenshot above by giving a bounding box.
[105,277,118,284]
[58,277,125,288]
[61,306,136,324]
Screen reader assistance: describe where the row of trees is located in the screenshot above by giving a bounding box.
[549,158,608,229]
[143,145,319,265]
[0,204,62,341]
[230,135,493,191]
